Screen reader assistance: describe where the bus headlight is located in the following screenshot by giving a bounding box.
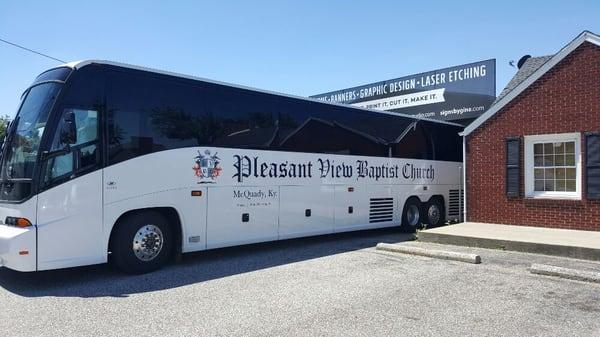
[5,216,32,228]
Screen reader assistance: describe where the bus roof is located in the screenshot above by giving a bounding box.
[53,60,464,128]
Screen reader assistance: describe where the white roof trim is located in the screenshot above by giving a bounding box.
[461,31,600,136]
[55,59,463,127]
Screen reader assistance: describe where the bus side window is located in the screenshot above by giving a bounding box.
[43,109,99,185]
[392,123,434,160]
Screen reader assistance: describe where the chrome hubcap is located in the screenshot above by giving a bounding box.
[406,205,420,227]
[428,204,441,225]
[132,225,164,261]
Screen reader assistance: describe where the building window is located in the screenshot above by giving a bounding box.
[524,133,581,199]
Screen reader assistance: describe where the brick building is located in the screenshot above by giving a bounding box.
[461,31,600,231]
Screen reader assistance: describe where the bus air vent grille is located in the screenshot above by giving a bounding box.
[448,190,462,217]
[369,198,394,223]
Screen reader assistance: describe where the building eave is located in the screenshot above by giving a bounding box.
[460,31,600,137]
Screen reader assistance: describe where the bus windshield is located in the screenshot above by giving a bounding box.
[0,82,62,201]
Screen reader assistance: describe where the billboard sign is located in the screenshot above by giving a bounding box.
[311,59,496,122]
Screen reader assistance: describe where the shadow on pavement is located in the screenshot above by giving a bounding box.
[0,227,411,298]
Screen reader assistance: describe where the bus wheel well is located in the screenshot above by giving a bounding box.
[108,207,183,259]
[401,196,423,216]
[427,195,445,207]
[403,195,422,206]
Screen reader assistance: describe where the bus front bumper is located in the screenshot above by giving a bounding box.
[0,224,37,272]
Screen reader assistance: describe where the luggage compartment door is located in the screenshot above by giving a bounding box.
[206,186,279,249]
[279,185,334,239]
[334,185,369,231]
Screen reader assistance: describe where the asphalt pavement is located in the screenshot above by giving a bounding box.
[0,228,598,337]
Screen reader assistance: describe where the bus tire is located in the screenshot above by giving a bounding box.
[425,197,445,228]
[111,210,173,274]
[400,197,423,233]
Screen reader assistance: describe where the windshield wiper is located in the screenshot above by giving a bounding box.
[0,177,32,194]
[0,177,32,182]
[0,177,31,186]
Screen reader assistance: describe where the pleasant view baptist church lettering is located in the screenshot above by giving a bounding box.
[231,154,435,183]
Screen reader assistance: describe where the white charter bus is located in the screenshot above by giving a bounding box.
[0,61,463,273]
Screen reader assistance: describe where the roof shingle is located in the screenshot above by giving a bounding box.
[494,55,553,104]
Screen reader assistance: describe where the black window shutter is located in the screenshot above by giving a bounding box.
[586,132,600,199]
[506,137,520,197]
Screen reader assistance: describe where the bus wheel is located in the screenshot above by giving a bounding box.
[425,198,445,228]
[111,210,173,274]
[400,198,422,233]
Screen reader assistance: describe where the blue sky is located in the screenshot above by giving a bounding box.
[0,0,599,117]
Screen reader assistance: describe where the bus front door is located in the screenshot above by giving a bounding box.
[36,108,104,270]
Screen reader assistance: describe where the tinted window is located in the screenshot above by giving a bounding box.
[390,121,462,161]
[277,99,390,156]
[393,122,433,160]
[202,86,277,150]
[34,67,72,83]
[427,122,462,161]
[42,108,100,186]
[108,71,197,164]
[107,70,278,164]
[60,66,105,109]
[106,67,462,164]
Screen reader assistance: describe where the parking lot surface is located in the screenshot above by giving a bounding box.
[0,228,599,337]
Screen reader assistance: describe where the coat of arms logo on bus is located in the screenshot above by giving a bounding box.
[193,150,222,182]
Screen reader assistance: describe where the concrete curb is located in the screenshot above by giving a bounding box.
[376,243,481,264]
[418,231,600,262]
[529,264,600,283]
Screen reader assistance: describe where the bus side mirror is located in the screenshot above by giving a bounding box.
[60,111,77,145]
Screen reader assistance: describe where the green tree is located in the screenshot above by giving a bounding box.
[0,115,11,140]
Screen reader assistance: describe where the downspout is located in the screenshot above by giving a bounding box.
[462,135,467,222]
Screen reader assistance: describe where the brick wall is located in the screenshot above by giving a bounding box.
[466,42,600,231]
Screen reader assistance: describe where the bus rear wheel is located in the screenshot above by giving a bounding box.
[111,210,173,274]
[425,198,445,228]
[400,197,423,233]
